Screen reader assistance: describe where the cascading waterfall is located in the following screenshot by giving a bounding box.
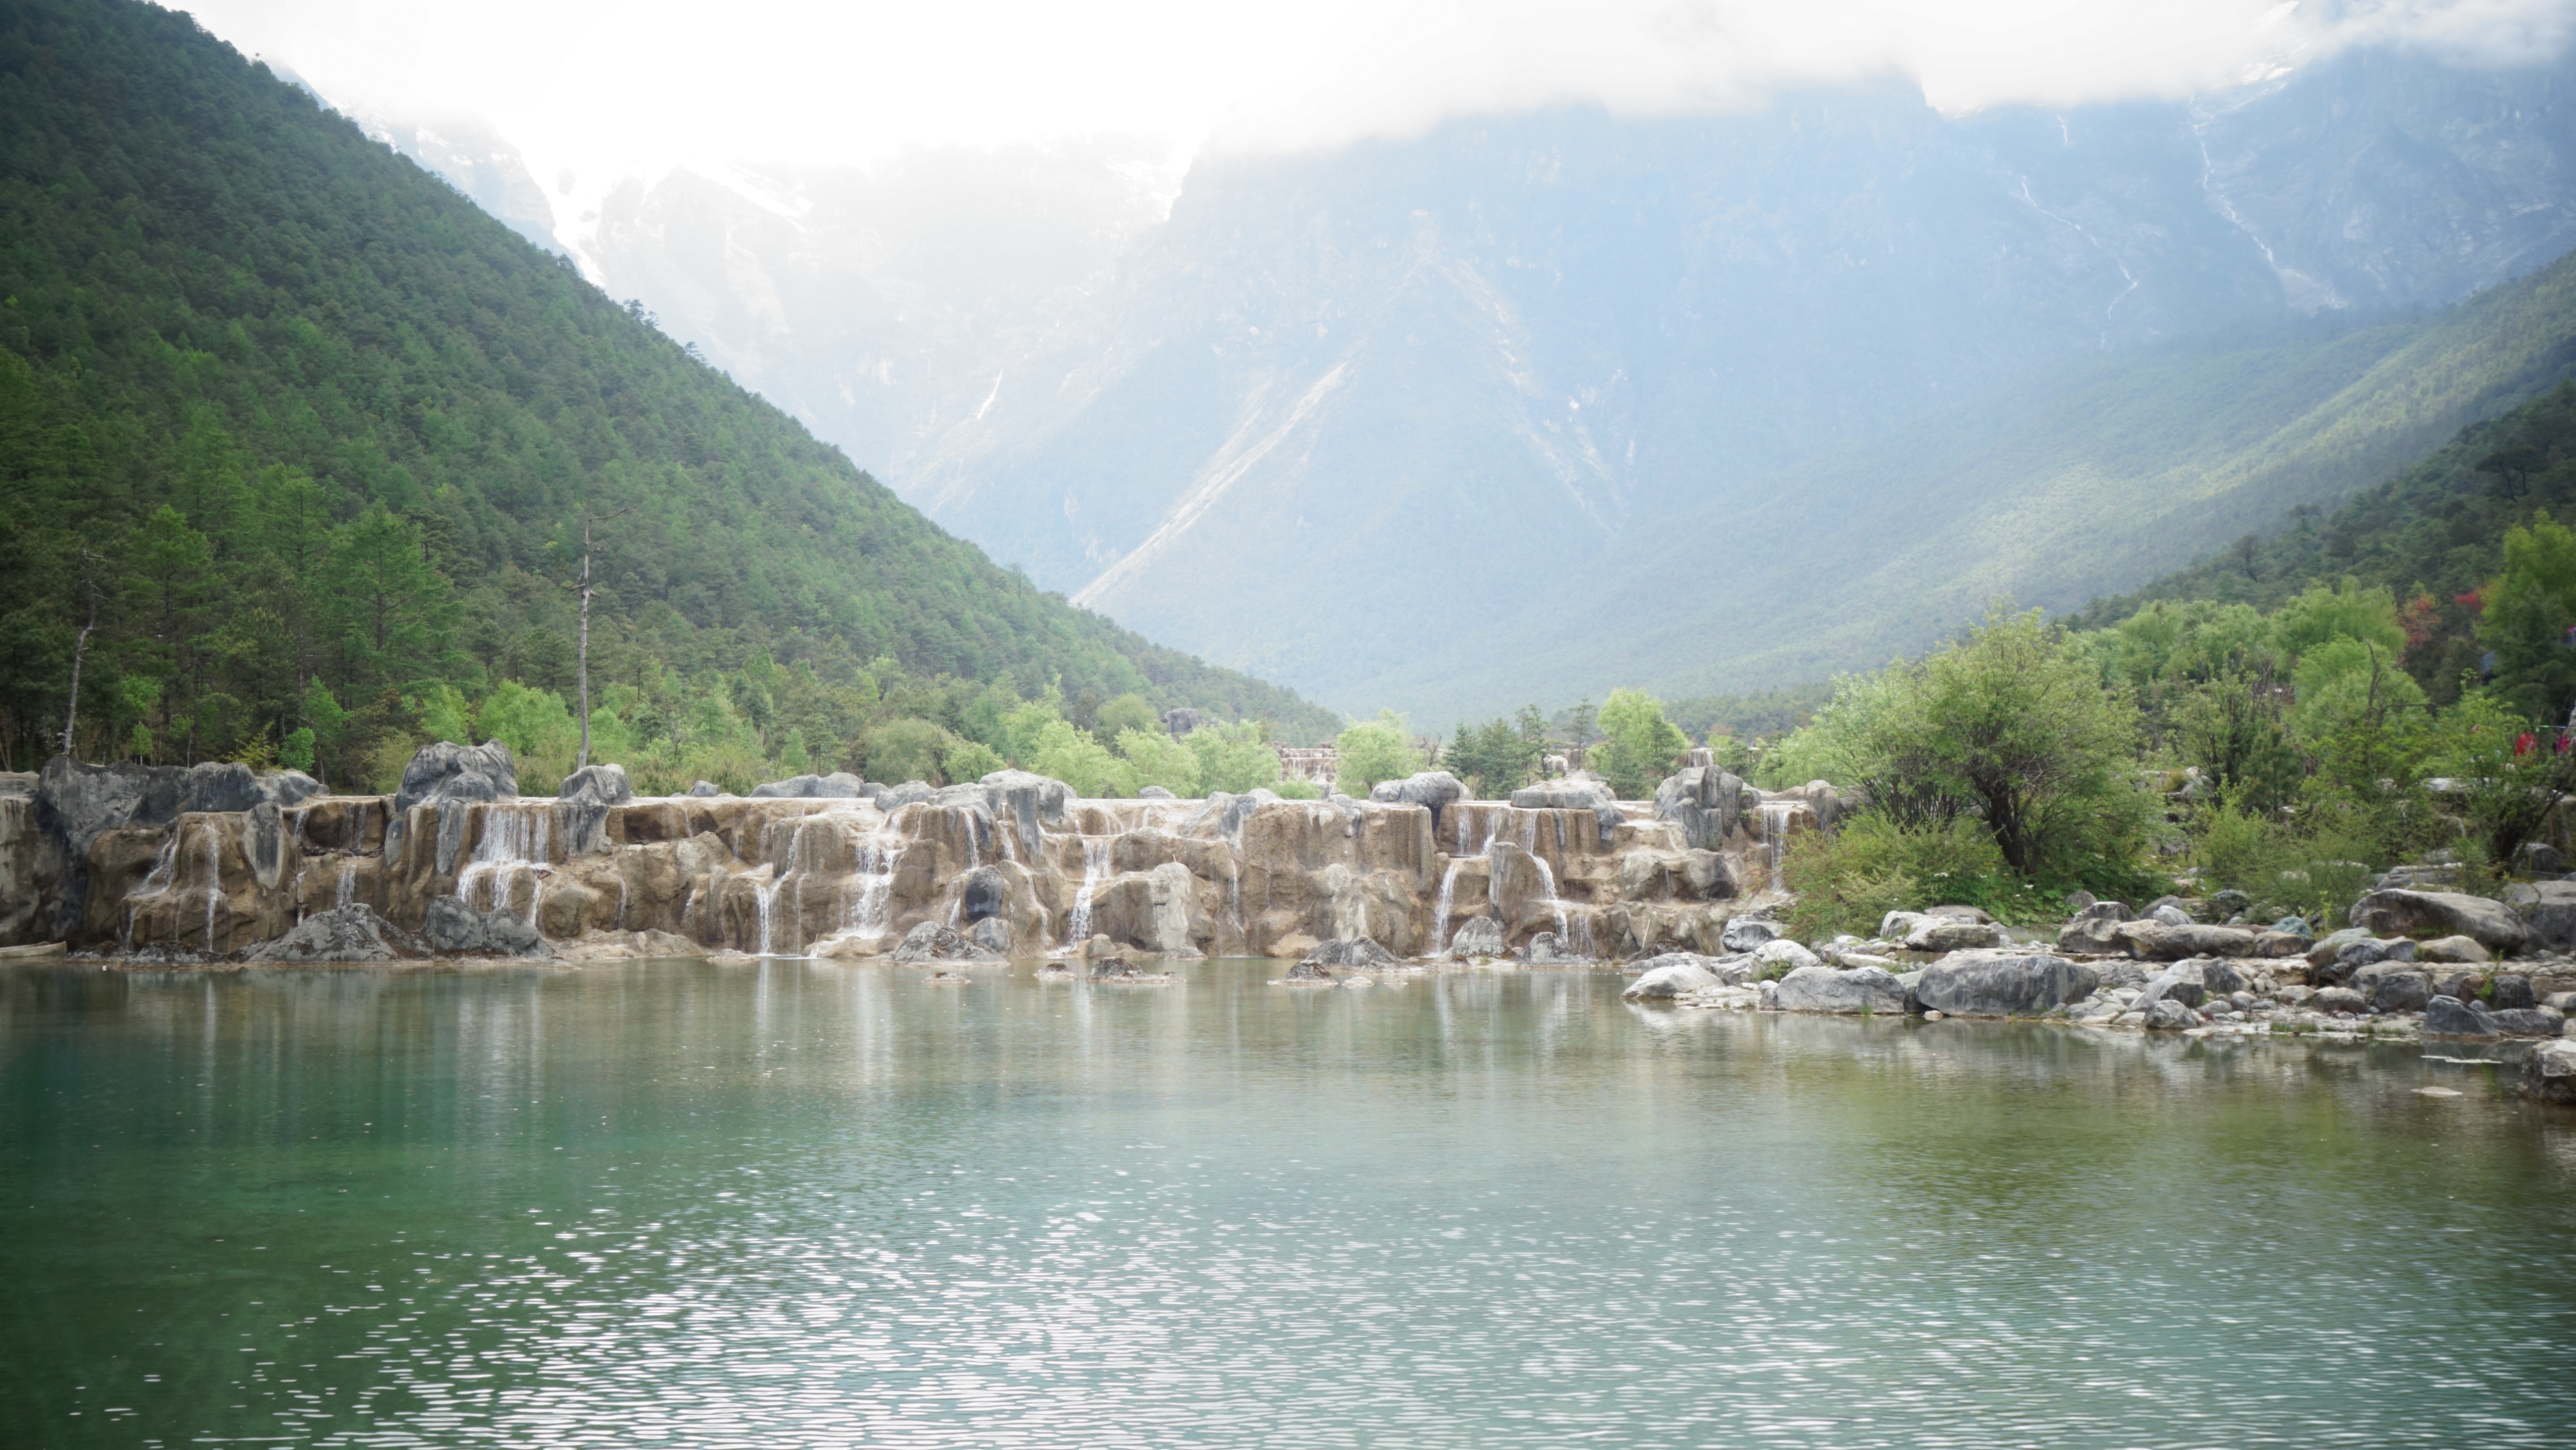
[457,802,551,921]
[1432,856,1467,954]
[1065,837,1110,946]
[755,816,818,958]
[1433,810,1510,953]
[335,860,356,910]
[1759,801,1796,894]
[123,833,181,951]
[199,824,222,952]
[1527,848,1571,942]
[844,828,905,941]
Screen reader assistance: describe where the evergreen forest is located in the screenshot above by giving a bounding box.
[0,0,1337,792]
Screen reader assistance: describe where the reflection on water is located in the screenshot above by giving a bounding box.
[2,959,2572,1447]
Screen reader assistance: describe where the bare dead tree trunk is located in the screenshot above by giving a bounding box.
[59,551,98,760]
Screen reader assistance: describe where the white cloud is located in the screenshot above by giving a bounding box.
[177,0,2576,201]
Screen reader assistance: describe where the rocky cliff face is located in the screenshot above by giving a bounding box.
[0,757,1819,965]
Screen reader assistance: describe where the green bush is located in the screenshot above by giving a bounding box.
[1334,712,1420,796]
[1768,605,2151,885]
[1593,688,1690,798]
[1186,719,1282,794]
[864,717,951,785]
[941,740,1005,784]
[1781,814,2042,940]
[1115,727,1201,797]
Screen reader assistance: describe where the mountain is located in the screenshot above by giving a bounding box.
[577,42,2576,722]
[0,0,1337,775]
[2069,373,2576,712]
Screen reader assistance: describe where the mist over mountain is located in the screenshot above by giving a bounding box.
[457,40,2576,722]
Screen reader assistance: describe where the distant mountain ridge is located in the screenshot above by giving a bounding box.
[389,34,2576,723]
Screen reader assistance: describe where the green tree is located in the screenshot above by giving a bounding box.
[1030,719,1136,798]
[2271,578,2406,663]
[942,739,1005,783]
[1092,692,1160,744]
[1117,727,1202,796]
[865,717,951,785]
[1184,719,1280,794]
[477,680,576,764]
[1592,688,1689,798]
[1334,711,1420,796]
[2478,513,2576,724]
[1789,605,2149,883]
[326,504,458,694]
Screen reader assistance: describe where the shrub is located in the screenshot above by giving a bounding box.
[1334,712,1420,796]
[865,717,951,785]
[1593,688,1690,798]
[1029,720,1136,798]
[1116,727,1202,797]
[1770,605,2150,884]
[1780,814,2037,940]
[942,740,1005,784]
[1186,719,1282,794]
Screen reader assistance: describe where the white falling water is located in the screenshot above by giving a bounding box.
[1527,848,1572,943]
[456,803,551,921]
[1432,856,1466,954]
[1434,810,1509,954]
[335,860,356,910]
[1759,801,1796,894]
[1065,838,1110,945]
[756,817,818,957]
[123,833,181,950]
[199,825,222,952]
[844,828,906,941]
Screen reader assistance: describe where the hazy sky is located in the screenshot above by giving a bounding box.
[180,0,2576,210]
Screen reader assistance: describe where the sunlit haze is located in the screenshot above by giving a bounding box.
[181,0,2576,207]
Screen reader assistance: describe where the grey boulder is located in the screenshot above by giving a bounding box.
[1904,917,2010,952]
[2353,964,2432,1013]
[1369,770,1465,817]
[2349,888,2532,954]
[1653,765,1747,851]
[1509,776,1623,834]
[2506,879,2576,951]
[2143,998,2203,1031]
[890,921,1003,964]
[242,905,427,964]
[1773,963,1907,1014]
[750,772,867,799]
[876,781,934,810]
[395,741,517,815]
[1908,951,2100,1017]
[1302,937,1401,970]
[1624,959,1722,1000]
[2522,1039,2576,1104]
[422,894,547,957]
[1446,916,1507,959]
[1722,917,1781,952]
[2423,993,2501,1038]
[558,763,635,807]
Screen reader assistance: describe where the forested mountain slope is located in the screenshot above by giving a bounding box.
[1349,244,2576,722]
[0,0,1335,778]
[2070,375,2576,718]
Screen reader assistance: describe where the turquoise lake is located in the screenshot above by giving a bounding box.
[2,957,2571,1448]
